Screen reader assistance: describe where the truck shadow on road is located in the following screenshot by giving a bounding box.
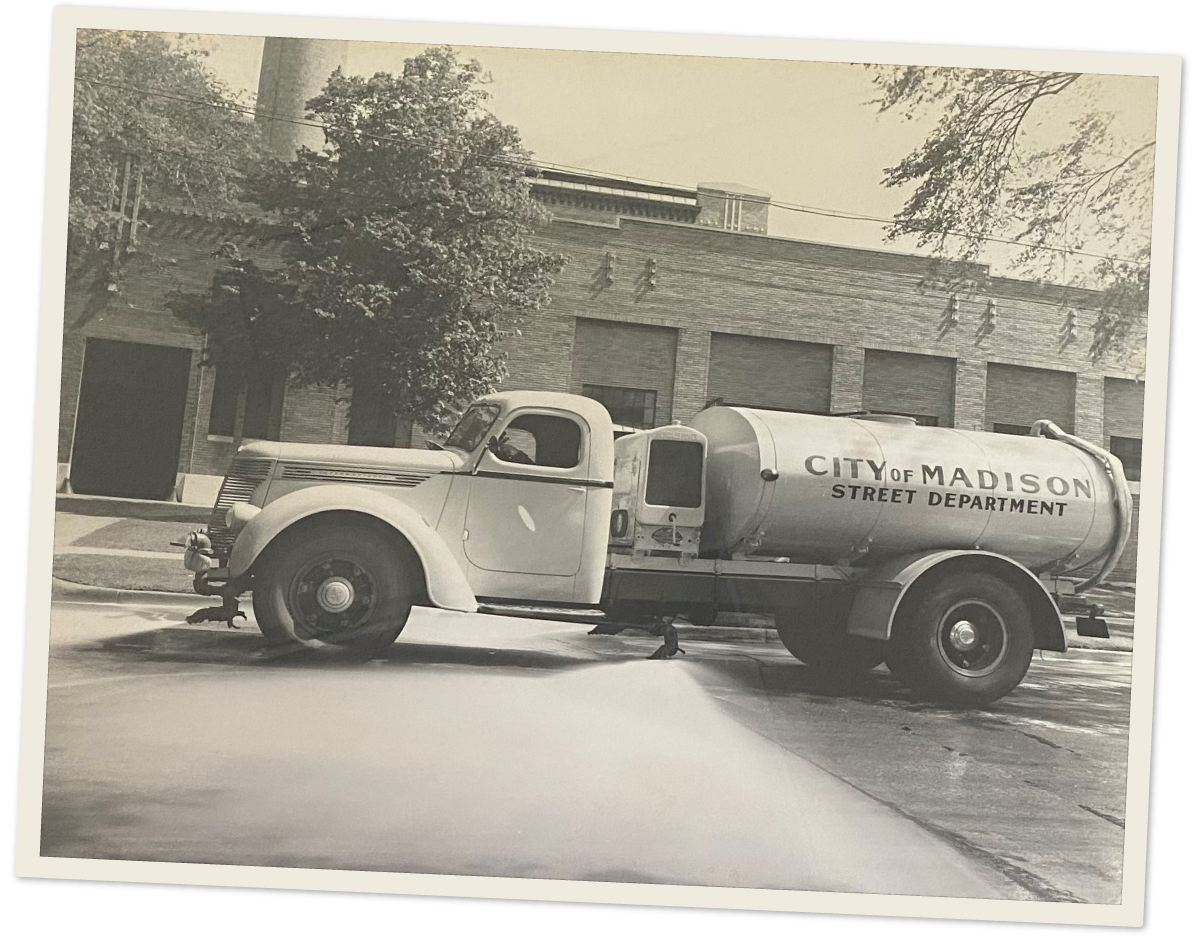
[691,655,932,705]
[94,626,600,673]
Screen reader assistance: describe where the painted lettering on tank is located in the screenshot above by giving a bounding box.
[801,454,1098,521]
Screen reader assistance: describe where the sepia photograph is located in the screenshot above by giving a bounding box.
[14,3,1181,930]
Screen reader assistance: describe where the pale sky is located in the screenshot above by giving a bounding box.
[188,34,1159,279]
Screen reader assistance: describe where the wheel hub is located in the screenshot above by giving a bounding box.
[937,600,1008,677]
[948,619,979,651]
[315,576,355,614]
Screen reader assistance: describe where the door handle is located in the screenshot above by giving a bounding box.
[566,486,587,493]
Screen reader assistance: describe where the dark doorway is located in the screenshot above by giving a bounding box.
[70,339,193,499]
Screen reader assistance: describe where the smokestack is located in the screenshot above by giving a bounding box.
[255,38,350,159]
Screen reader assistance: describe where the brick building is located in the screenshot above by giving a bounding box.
[54,39,1146,578]
[55,167,1147,579]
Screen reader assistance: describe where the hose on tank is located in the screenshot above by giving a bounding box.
[1030,420,1134,593]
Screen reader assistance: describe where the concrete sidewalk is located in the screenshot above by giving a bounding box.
[56,492,211,522]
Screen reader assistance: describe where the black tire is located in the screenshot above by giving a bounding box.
[774,608,886,676]
[891,571,1034,705]
[252,515,418,659]
[687,605,719,627]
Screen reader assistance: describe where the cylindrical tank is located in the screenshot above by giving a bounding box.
[691,407,1130,575]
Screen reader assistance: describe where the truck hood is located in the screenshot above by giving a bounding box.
[237,439,466,474]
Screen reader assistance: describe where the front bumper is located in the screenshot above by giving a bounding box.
[182,530,246,597]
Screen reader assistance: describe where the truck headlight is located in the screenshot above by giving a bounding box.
[224,502,261,534]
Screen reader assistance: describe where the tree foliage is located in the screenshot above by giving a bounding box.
[871,66,1155,361]
[174,48,565,442]
[70,29,268,278]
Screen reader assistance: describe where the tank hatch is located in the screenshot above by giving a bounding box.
[850,413,919,426]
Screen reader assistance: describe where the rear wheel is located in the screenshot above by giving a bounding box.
[252,516,418,659]
[774,608,885,676]
[890,571,1034,704]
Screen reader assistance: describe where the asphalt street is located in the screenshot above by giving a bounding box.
[39,599,1131,902]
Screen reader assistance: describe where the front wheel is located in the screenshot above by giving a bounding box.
[252,515,418,659]
[890,572,1034,705]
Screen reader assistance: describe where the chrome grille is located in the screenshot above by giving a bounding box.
[207,458,274,560]
[280,463,431,487]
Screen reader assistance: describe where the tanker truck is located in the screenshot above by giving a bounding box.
[181,390,1132,704]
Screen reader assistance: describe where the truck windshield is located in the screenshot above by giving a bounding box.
[444,404,501,453]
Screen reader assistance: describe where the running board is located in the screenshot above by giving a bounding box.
[476,602,608,624]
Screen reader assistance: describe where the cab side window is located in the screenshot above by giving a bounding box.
[493,413,582,469]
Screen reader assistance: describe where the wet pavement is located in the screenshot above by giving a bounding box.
[39,599,1131,903]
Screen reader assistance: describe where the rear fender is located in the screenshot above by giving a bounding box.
[229,485,477,613]
[846,550,1066,652]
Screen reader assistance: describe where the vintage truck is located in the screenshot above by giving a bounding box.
[183,390,1132,704]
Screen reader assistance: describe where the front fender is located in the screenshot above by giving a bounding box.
[229,485,477,614]
[846,550,1066,652]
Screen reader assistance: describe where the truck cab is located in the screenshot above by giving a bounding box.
[190,393,617,644]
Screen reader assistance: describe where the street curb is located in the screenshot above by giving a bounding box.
[56,493,211,523]
[51,577,199,607]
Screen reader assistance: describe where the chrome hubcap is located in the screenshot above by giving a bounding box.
[316,576,355,614]
[937,600,1008,677]
[948,619,979,651]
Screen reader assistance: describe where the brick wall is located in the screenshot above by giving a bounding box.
[1103,378,1146,583]
[671,329,711,422]
[707,333,833,413]
[1073,375,1105,445]
[862,348,956,425]
[830,346,864,413]
[985,362,1076,433]
[534,218,1140,384]
[497,310,575,395]
[1104,378,1146,438]
[953,358,987,431]
[569,317,679,425]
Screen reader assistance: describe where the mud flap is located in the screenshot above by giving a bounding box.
[1075,615,1110,639]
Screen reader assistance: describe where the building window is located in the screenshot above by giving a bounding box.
[992,422,1032,436]
[583,384,658,430]
[1108,436,1142,482]
[208,366,284,440]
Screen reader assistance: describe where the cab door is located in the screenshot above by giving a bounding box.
[463,409,589,578]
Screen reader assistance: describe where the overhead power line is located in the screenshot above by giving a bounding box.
[73,75,1143,266]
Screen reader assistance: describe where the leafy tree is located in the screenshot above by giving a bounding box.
[69,29,268,281]
[175,47,565,445]
[871,67,1155,361]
